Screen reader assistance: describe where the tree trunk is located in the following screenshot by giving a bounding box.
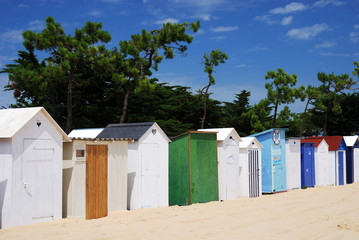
[299,99,310,138]
[323,110,328,136]
[200,85,210,129]
[65,76,73,134]
[272,103,278,128]
[120,80,136,124]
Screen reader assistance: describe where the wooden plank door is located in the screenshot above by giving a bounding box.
[86,145,108,220]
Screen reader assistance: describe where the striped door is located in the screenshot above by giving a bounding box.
[248,149,260,198]
[86,145,108,219]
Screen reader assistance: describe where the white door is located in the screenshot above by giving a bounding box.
[225,145,240,200]
[141,143,160,208]
[22,139,55,222]
[354,148,359,182]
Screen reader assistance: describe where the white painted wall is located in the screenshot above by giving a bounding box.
[354,148,359,182]
[239,140,262,198]
[62,140,128,218]
[285,139,301,190]
[127,124,169,210]
[314,141,330,186]
[0,111,63,229]
[218,135,240,200]
[328,151,336,185]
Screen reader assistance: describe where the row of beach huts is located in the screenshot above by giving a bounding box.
[0,107,358,229]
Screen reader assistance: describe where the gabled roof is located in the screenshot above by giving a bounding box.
[307,136,344,151]
[301,138,326,148]
[343,136,359,147]
[69,128,104,140]
[239,137,263,149]
[97,122,170,142]
[0,107,69,141]
[197,128,242,142]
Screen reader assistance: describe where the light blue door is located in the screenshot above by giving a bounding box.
[272,145,285,192]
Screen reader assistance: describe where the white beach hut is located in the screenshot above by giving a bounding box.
[97,122,170,210]
[285,138,301,190]
[239,137,263,198]
[0,107,69,229]
[63,128,131,219]
[301,138,330,186]
[198,128,241,200]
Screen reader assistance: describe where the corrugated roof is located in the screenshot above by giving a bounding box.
[0,107,69,141]
[307,136,343,151]
[239,137,263,149]
[343,136,359,147]
[68,128,104,140]
[197,128,242,142]
[97,122,169,142]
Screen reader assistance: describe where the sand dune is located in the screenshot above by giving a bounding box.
[1,182,359,240]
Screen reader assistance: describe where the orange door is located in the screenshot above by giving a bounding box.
[86,145,108,219]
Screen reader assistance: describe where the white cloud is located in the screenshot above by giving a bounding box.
[350,31,359,42]
[17,4,27,7]
[248,44,267,51]
[254,15,276,25]
[0,55,16,67]
[195,29,206,35]
[280,16,293,25]
[315,41,336,48]
[210,36,227,40]
[286,23,330,40]
[155,18,179,24]
[197,14,211,21]
[235,64,247,68]
[171,0,226,8]
[0,29,23,43]
[88,10,103,17]
[28,20,45,31]
[320,52,350,57]
[210,26,238,32]
[270,2,308,14]
[313,0,345,8]
[354,25,359,30]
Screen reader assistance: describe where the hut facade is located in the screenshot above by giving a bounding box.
[285,138,301,190]
[250,128,287,193]
[301,138,330,186]
[97,122,170,210]
[63,128,130,219]
[198,128,241,200]
[308,136,347,185]
[169,131,218,206]
[239,137,263,198]
[0,107,69,229]
[343,136,359,184]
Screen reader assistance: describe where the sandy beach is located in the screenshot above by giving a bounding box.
[1,182,359,240]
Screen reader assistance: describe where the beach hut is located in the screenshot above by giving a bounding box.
[97,122,170,210]
[169,131,218,206]
[301,138,330,186]
[62,128,131,219]
[300,142,315,188]
[198,128,241,200]
[285,138,301,190]
[239,137,263,198]
[0,107,69,229]
[308,136,347,185]
[250,128,287,193]
[343,136,359,184]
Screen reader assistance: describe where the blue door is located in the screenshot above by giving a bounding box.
[346,149,354,184]
[338,151,344,185]
[301,143,315,188]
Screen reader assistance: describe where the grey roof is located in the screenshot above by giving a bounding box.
[97,122,155,141]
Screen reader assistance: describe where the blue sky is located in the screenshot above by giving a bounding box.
[0,0,358,112]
